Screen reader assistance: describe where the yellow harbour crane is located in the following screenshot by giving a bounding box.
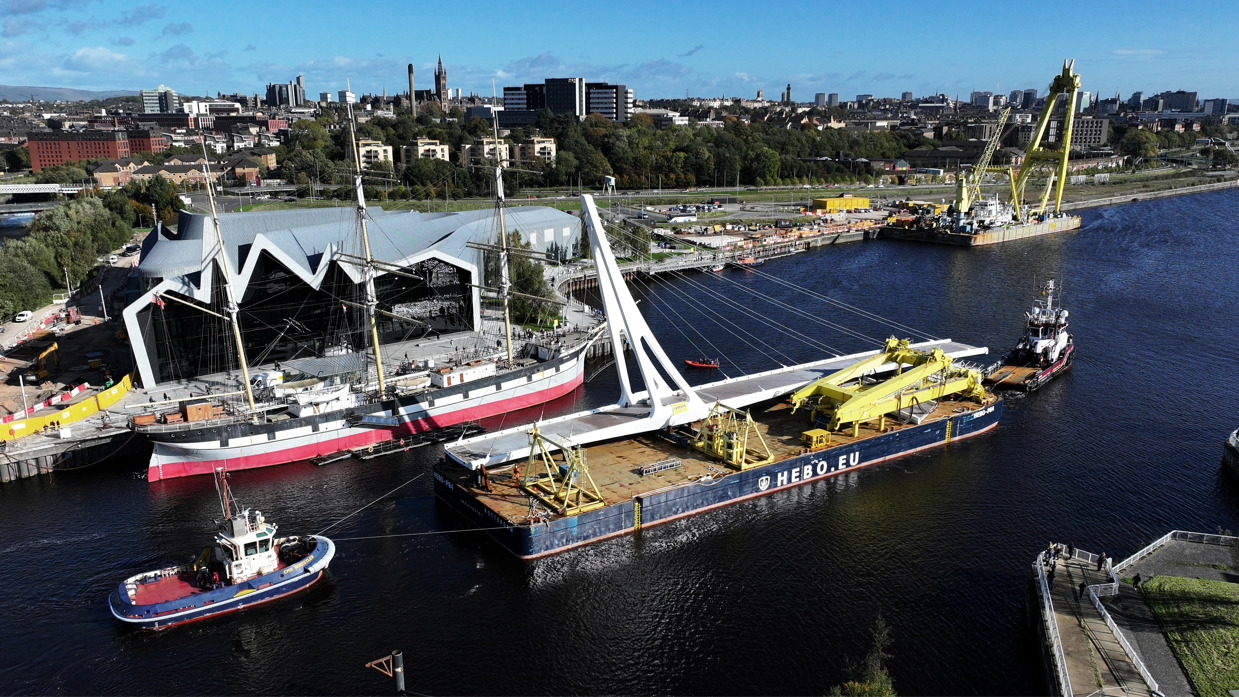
[1006,59,1083,221]
[955,106,1011,217]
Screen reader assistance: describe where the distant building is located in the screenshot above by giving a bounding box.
[585,83,633,122]
[856,94,874,103]
[545,78,586,119]
[399,138,450,163]
[516,137,557,164]
[828,93,840,108]
[357,139,392,169]
[815,93,827,107]
[266,76,306,108]
[1023,89,1039,110]
[1203,99,1229,115]
[1076,91,1093,113]
[901,91,914,102]
[435,56,448,103]
[338,90,356,105]
[1069,116,1110,149]
[319,92,334,103]
[27,129,130,173]
[1128,91,1144,109]
[633,109,688,129]
[971,91,994,111]
[140,85,180,114]
[1156,90,1198,112]
[461,137,510,167]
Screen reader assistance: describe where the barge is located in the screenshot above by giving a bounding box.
[435,339,1001,559]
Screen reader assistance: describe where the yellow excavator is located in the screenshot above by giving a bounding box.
[789,338,987,435]
[24,342,60,382]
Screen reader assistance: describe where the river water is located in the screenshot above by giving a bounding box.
[2,191,1238,695]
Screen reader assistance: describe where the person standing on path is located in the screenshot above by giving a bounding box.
[1132,572,1142,589]
[1097,553,1106,572]
[1077,580,1088,601]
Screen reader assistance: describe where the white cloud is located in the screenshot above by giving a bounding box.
[61,45,132,73]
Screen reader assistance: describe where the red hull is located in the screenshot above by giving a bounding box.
[148,372,583,481]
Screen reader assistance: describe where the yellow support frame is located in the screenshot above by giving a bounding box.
[521,426,605,516]
[693,402,774,470]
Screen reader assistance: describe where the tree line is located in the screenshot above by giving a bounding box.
[272,105,940,202]
[0,177,183,318]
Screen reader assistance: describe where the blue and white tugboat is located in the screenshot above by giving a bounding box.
[108,468,335,630]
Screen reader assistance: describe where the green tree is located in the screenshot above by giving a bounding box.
[1118,129,1160,161]
[288,120,332,153]
[829,615,896,697]
[1212,148,1239,169]
[486,230,555,325]
[36,164,90,185]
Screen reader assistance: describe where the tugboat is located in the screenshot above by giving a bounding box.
[985,279,1074,391]
[108,469,335,630]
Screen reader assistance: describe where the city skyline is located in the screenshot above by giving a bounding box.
[1,0,1236,103]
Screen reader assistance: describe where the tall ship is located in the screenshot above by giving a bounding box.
[126,115,600,481]
[879,60,1085,247]
[433,194,1002,559]
[985,279,1074,391]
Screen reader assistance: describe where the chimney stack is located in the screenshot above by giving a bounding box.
[408,63,417,117]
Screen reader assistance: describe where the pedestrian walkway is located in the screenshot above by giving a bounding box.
[1039,545,1155,697]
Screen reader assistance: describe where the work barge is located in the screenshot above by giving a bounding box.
[434,195,1001,558]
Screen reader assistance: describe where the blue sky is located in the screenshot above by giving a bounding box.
[1,0,1235,101]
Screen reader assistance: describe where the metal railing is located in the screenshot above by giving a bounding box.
[1086,586,1159,693]
[1034,551,1073,697]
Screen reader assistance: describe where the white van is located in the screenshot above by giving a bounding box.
[14,310,33,322]
[108,255,118,265]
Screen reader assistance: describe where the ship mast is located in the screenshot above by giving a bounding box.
[203,152,256,411]
[345,87,387,396]
[490,89,515,364]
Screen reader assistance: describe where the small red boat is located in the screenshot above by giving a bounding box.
[684,358,720,369]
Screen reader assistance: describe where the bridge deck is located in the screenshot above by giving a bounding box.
[445,339,988,469]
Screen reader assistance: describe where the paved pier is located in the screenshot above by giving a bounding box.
[1037,547,1154,696]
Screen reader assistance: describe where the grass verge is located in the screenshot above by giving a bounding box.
[1142,575,1239,697]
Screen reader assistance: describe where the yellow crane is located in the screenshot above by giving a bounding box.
[789,338,987,435]
[956,106,1011,216]
[1006,59,1082,221]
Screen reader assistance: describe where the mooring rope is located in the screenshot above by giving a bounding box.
[315,473,424,536]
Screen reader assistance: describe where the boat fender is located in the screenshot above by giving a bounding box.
[367,446,374,453]
[399,438,405,446]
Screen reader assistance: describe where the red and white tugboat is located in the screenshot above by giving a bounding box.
[985,279,1075,391]
[108,469,335,630]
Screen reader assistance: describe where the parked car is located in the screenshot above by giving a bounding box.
[14,310,33,322]
[108,255,118,265]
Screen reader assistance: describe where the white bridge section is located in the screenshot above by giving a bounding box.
[444,339,989,469]
[0,184,94,195]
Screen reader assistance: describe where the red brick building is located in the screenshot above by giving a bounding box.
[27,130,130,173]
[126,127,169,156]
